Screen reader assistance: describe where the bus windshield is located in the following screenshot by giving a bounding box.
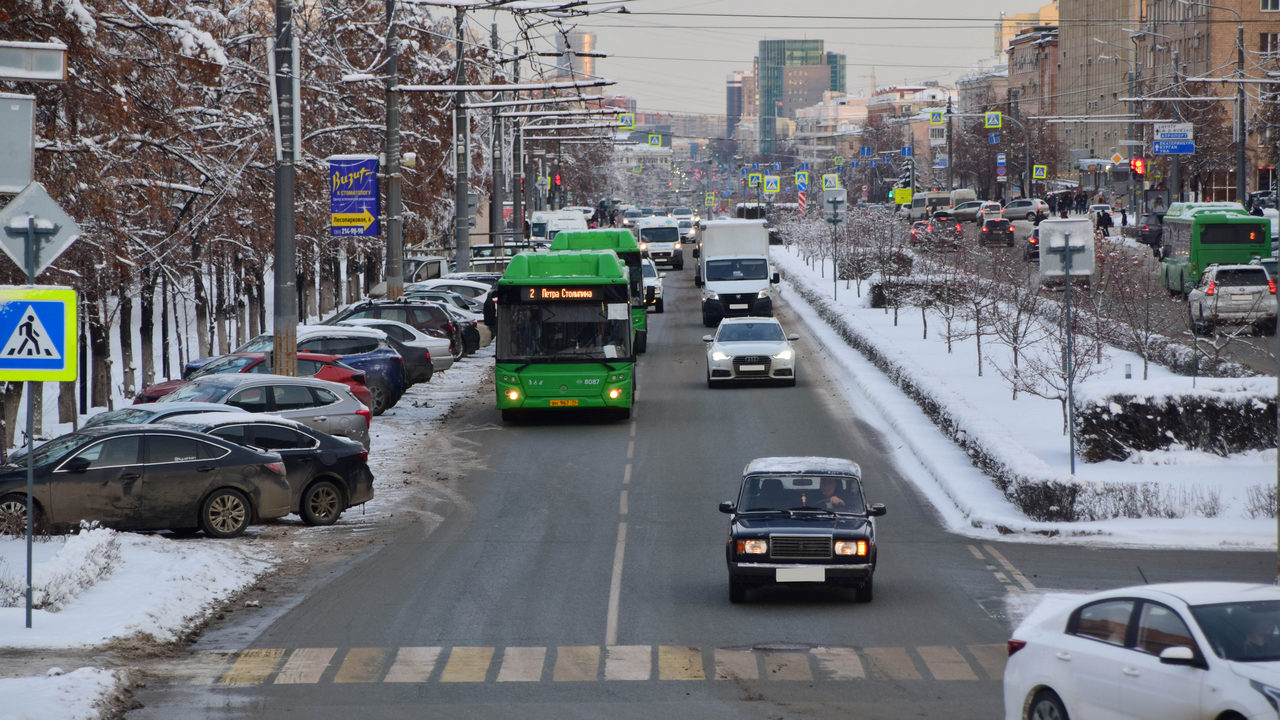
[706,258,769,282]
[498,303,633,361]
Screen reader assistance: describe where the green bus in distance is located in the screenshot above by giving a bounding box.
[494,250,636,422]
[549,229,651,353]
[1160,202,1270,294]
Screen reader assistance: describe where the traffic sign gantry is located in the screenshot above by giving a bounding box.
[0,286,77,381]
[0,182,81,279]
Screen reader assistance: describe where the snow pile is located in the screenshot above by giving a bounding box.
[0,526,120,611]
[0,667,122,720]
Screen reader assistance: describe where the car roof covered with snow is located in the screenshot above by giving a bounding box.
[742,456,862,479]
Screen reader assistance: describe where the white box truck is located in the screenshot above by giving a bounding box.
[693,219,779,327]
[1036,217,1095,287]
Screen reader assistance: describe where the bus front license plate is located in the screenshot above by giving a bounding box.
[550,399,579,407]
[729,303,749,310]
[777,567,824,582]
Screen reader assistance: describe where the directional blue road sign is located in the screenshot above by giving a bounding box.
[752,162,759,170]
[773,162,781,171]
[851,161,859,169]
[989,133,1000,144]
[859,146,872,157]
[901,146,912,157]
[328,155,380,237]
[800,162,809,170]
[870,159,878,168]
[1153,140,1195,155]
[0,286,77,381]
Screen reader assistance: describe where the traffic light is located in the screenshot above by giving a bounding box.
[1130,157,1146,176]
[554,173,562,186]
[899,160,914,189]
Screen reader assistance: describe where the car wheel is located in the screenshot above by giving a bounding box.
[0,493,42,536]
[1261,318,1278,336]
[729,577,747,604]
[702,312,716,328]
[367,379,390,416]
[855,575,874,603]
[199,488,251,539]
[1027,689,1069,720]
[655,298,664,313]
[301,480,343,526]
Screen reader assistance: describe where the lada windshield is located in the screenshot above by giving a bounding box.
[738,475,865,514]
[706,258,768,282]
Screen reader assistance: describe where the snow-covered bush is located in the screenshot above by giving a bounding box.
[0,525,120,610]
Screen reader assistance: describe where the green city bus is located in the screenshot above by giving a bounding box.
[549,229,650,353]
[494,250,636,422]
[1160,202,1270,294]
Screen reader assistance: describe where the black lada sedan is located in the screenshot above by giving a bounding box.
[719,456,885,604]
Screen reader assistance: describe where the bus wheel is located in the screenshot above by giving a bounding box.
[635,331,647,354]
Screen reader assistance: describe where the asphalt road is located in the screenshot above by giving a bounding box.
[126,252,1274,719]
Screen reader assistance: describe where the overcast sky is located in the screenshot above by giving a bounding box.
[488,0,1046,116]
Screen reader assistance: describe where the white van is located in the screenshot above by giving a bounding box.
[529,210,588,246]
[908,191,952,221]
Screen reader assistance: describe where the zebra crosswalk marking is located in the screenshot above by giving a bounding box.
[966,643,1008,680]
[604,645,650,681]
[863,647,921,681]
[333,648,392,683]
[812,646,865,680]
[763,652,812,682]
[553,646,599,682]
[917,646,977,681]
[496,647,545,682]
[275,647,336,685]
[713,649,757,680]
[219,648,284,686]
[383,647,441,683]
[658,645,704,680]
[439,646,493,682]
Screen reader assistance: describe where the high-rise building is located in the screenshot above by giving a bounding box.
[553,31,596,79]
[755,39,846,154]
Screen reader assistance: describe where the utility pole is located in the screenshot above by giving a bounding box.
[511,63,524,244]
[946,97,954,190]
[489,22,505,253]
[453,7,470,272]
[384,0,404,300]
[272,0,297,377]
[1236,22,1246,203]
[1171,50,1182,202]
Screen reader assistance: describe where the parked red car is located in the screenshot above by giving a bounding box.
[135,352,374,409]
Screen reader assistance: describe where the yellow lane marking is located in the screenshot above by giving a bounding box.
[439,647,494,682]
[605,645,651,681]
[333,648,393,683]
[275,648,336,685]
[863,647,921,680]
[383,647,442,683]
[219,649,285,686]
[713,649,757,680]
[917,645,978,681]
[496,646,545,682]
[553,646,600,681]
[658,645,704,680]
[812,646,865,680]
[983,543,1037,591]
[762,651,812,681]
[967,643,1008,680]
[968,545,985,560]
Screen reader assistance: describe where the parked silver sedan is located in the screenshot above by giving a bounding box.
[155,374,372,449]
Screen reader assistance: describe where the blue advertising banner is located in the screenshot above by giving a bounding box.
[328,155,380,237]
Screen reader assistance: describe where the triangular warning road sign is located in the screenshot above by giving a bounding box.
[1,304,61,360]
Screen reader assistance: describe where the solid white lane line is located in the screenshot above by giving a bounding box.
[605,521,627,647]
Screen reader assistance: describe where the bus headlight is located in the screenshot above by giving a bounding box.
[608,388,622,400]
[505,389,521,402]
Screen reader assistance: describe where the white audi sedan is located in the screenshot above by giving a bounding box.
[1004,582,1280,720]
[702,316,798,386]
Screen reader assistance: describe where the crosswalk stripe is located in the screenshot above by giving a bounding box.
[713,649,757,680]
[553,646,600,682]
[333,648,393,683]
[967,643,1008,680]
[917,646,977,681]
[219,648,285,686]
[175,651,236,686]
[439,647,494,682]
[762,651,812,681]
[496,647,545,682]
[863,647,921,681]
[658,645,704,680]
[604,645,651,681]
[275,648,336,685]
[383,647,442,683]
[811,646,865,680]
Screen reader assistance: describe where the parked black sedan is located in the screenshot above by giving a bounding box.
[0,425,291,538]
[163,413,374,526]
[718,456,885,604]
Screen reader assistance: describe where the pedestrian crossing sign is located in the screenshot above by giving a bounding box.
[0,286,77,381]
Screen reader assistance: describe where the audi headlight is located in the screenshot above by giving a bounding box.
[772,348,793,361]
[736,539,767,555]
[711,350,731,362]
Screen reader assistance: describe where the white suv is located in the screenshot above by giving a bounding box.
[1187,263,1277,335]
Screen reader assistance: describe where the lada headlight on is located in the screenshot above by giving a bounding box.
[835,540,869,557]
[736,539,767,555]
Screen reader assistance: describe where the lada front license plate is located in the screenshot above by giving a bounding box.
[729,303,749,310]
[549,399,579,407]
[776,567,824,582]
[739,364,765,372]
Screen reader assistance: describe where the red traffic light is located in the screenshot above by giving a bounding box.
[554,174,562,186]
[1129,157,1146,176]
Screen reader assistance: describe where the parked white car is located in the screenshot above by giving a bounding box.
[1004,582,1280,720]
[702,316,798,386]
[337,318,454,373]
